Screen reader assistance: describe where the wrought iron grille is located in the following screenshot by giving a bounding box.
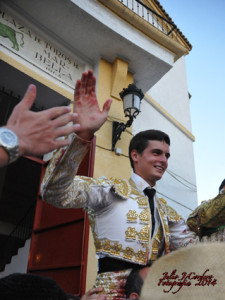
[118,0,177,39]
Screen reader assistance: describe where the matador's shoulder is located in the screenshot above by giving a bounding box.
[157,197,181,222]
[109,177,131,198]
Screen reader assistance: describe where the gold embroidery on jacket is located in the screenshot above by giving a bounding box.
[111,242,123,256]
[139,208,150,224]
[129,179,142,194]
[79,178,182,266]
[95,238,103,252]
[137,197,148,208]
[158,198,181,222]
[92,185,181,265]
[110,178,131,198]
[102,240,111,253]
[150,224,164,261]
[95,238,149,265]
[129,179,148,207]
[135,249,147,263]
[123,247,135,260]
[138,225,150,244]
[125,227,137,240]
[127,210,138,223]
[157,199,170,254]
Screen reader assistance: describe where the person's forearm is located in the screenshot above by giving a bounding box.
[169,219,200,249]
[41,133,91,206]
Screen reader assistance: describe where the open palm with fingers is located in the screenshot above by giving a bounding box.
[74,70,112,140]
[6,84,79,157]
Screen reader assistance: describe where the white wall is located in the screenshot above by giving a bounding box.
[147,56,192,131]
[133,57,197,220]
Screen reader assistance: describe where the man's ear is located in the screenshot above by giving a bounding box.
[130,149,139,163]
[129,292,140,299]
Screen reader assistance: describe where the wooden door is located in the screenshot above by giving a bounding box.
[27,138,96,297]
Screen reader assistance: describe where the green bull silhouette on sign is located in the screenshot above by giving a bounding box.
[0,22,24,51]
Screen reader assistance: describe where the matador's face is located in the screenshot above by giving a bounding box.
[131,140,170,186]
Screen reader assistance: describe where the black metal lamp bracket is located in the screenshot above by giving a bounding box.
[112,117,133,151]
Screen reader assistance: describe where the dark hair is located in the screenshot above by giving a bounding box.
[0,273,79,300]
[129,129,170,169]
[219,179,225,193]
[125,269,144,298]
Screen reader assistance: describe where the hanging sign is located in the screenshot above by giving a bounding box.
[0,9,84,88]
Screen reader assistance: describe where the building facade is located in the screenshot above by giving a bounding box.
[0,0,197,295]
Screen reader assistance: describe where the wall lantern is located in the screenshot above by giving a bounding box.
[112,83,144,151]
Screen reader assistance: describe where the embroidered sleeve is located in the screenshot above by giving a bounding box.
[187,192,225,234]
[157,199,199,249]
[41,134,129,209]
[169,192,225,248]
[41,133,91,208]
[158,198,181,222]
[169,219,199,250]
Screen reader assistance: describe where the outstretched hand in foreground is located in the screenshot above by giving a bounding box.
[74,70,112,141]
[6,84,79,157]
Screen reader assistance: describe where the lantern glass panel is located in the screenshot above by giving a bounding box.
[123,94,133,111]
[123,94,140,111]
[133,94,141,111]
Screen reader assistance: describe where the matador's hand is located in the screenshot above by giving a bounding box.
[74,70,112,140]
[80,287,108,300]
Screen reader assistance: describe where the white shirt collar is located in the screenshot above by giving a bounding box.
[131,172,157,194]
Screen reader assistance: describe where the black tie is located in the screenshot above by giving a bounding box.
[144,188,156,237]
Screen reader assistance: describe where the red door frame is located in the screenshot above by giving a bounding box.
[27,137,96,297]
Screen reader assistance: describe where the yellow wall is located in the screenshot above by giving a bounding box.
[85,57,134,290]
[95,58,134,177]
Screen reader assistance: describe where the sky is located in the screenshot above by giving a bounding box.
[158,0,225,203]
